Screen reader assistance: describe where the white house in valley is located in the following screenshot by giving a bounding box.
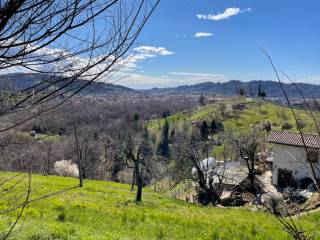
[267,131,320,188]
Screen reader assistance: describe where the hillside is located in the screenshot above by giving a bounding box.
[147,98,320,160]
[0,172,319,240]
[148,98,319,134]
[0,73,138,96]
[1,73,320,99]
[145,80,320,99]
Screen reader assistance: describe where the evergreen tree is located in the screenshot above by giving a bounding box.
[210,119,218,134]
[157,118,170,158]
[200,120,209,140]
[210,119,224,134]
[238,88,245,97]
[258,85,266,98]
[199,94,206,105]
[133,112,140,121]
[162,111,170,118]
[141,128,153,161]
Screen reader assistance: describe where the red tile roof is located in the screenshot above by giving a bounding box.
[267,131,320,149]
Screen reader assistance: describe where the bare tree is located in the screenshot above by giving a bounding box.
[234,129,260,193]
[262,49,315,240]
[172,132,225,205]
[71,103,87,187]
[0,1,160,237]
[240,142,258,187]
[0,0,160,132]
[262,49,320,190]
[123,128,155,202]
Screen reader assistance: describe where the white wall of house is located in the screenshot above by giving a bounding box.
[272,144,320,186]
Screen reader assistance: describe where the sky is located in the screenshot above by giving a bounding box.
[116,0,320,89]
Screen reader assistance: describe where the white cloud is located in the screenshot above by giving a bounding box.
[295,76,320,85]
[120,46,174,70]
[134,46,175,56]
[197,7,252,21]
[117,72,229,89]
[194,32,214,38]
[0,43,175,86]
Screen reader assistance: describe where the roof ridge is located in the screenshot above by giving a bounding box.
[269,130,320,137]
[267,130,320,149]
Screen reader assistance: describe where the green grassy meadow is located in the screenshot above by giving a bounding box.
[148,99,319,135]
[0,172,319,240]
[147,98,320,160]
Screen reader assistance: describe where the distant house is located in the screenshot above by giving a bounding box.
[267,131,320,188]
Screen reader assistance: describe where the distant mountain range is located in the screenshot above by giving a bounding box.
[144,80,320,99]
[0,73,138,95]
[0,73,319,99]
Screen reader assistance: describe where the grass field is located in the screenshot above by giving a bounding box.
[148,99,319,135]
[147,98,320,160]
[0,172,319,240]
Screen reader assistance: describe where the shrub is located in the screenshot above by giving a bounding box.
[282,122,293,130]
[133,112,139,121]
[232,103,246,111]
[32,124,42,133]
[57,211,66,222]
[266,196,282,215]
[54,160,79,177]
[57,127,66,136]
[296,120,306,129]
[263,121,272,132]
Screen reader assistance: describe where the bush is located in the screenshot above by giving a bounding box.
[263,121,272,132]
[32,124,42,133]
[133,112,139,121]
[57,211,66,222]
[296,120,306,129]
[282,122,293,130]
[57,127,66,136]
[266,196,282,215]
[232,103,246,111]
[54,160,79,177]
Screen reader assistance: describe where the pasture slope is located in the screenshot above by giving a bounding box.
[148,99,319,135]
[0,172,319,240]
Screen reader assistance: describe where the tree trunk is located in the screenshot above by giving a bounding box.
[131,168,135,191]
[72,104,83,188]
[135,162,143,202]
[81,165,86,179]
[136,176,143,202]
[208,181,220,206]
[206,189,216,206]
[78,166,83,188]
[250,157,255,187]
[248,170,256,194]
[248,171,254,186]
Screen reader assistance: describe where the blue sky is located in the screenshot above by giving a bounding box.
[116,0,320,89]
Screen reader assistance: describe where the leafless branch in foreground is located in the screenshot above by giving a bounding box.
[0,0,160,238]
[262,48,315,240]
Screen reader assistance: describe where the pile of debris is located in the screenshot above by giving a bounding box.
[220,176,264,207]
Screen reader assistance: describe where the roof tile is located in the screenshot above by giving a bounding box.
[267,131,320,149]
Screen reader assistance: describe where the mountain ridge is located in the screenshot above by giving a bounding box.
[144,80,320,98]
[0,73,319,99]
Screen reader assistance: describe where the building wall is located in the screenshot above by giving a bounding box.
[272,144,320,186]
